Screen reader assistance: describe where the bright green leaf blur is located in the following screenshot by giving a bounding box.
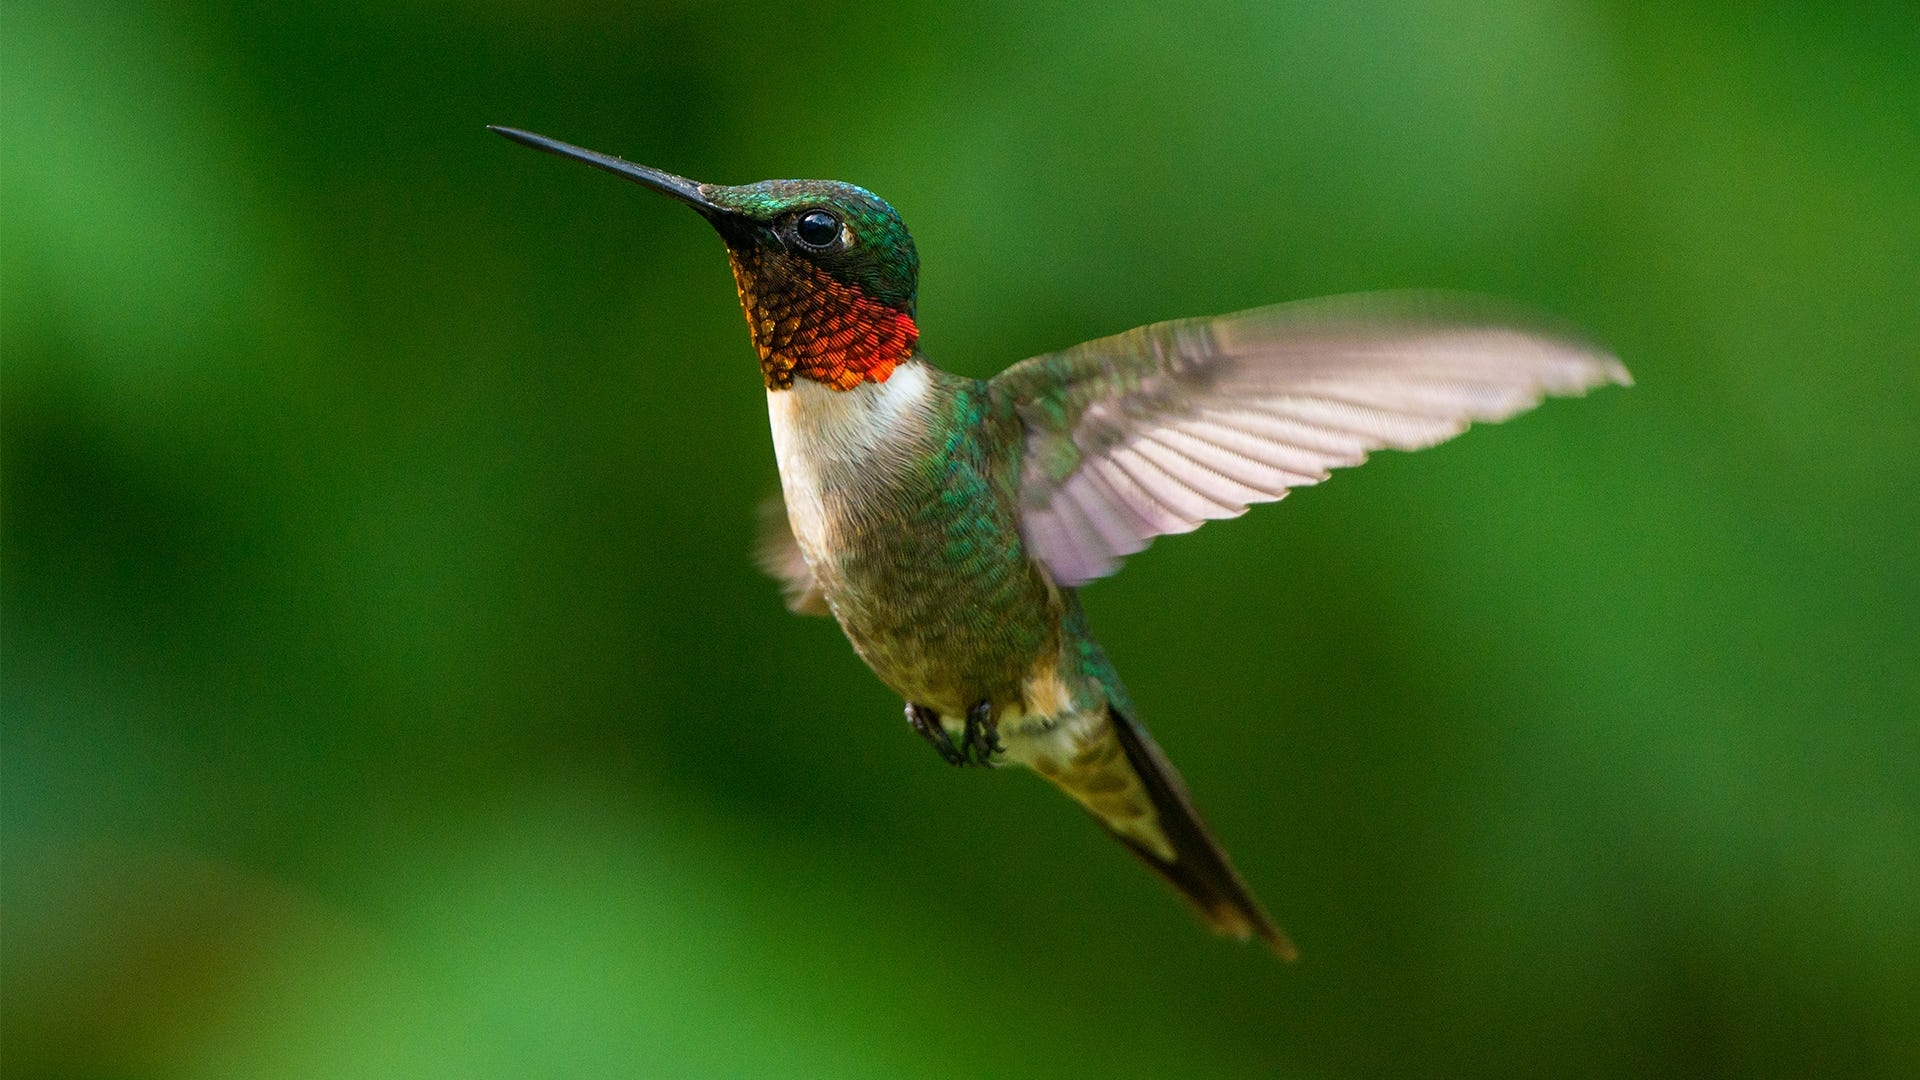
[4,2,1916,1078]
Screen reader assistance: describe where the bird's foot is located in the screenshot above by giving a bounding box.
[906,703,965,766]
[961,700,1004,766]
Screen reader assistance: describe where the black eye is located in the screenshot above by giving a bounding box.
[794,209,839,249]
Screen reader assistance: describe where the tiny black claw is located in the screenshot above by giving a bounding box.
[906,703,965,766]
[962,700,1003,766]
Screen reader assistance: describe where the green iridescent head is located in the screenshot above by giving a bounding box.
[488,127,918,316]
[702,180,918,315]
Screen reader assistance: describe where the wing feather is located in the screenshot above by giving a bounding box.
[991,291,1630,586]
[754,493,832,616]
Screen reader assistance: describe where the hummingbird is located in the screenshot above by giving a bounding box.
[491,125,1630,959]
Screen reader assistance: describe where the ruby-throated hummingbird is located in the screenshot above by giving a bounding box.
[491,125,1629,959]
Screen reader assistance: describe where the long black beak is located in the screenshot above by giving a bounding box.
[488,126,725,215]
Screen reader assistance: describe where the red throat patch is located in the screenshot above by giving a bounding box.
[729,251,918,391]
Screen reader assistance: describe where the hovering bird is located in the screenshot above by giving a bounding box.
[491,125,1629,958]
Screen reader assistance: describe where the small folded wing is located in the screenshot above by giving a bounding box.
[755,493,832,616]
[990,291,1631,586]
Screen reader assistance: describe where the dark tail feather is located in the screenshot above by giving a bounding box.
[1103,705,1297,960]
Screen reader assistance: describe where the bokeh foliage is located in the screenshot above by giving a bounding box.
[4,2,1917,1077]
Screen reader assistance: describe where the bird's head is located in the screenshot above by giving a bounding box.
[492,127,919,391]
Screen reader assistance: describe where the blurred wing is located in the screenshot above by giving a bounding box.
[991,291,1631,586]
[755,493,832,616]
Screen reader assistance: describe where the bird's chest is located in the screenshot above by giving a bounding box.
[765,369,1054,708]
[765,367,933,574]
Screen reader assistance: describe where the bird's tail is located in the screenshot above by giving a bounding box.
[1035,705,1296,960]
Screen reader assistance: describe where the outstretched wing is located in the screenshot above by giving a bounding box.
[754,493,832,616]
[990,291,1630,586]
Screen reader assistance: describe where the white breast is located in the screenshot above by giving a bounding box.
[765,361,933,561]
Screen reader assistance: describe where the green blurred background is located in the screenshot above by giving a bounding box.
[5,1,1916,1076]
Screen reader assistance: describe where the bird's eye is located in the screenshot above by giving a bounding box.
[794,209,840,249]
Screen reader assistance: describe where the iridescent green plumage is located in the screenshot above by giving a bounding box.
[707,180,919,313]
[495,125,1630,958]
